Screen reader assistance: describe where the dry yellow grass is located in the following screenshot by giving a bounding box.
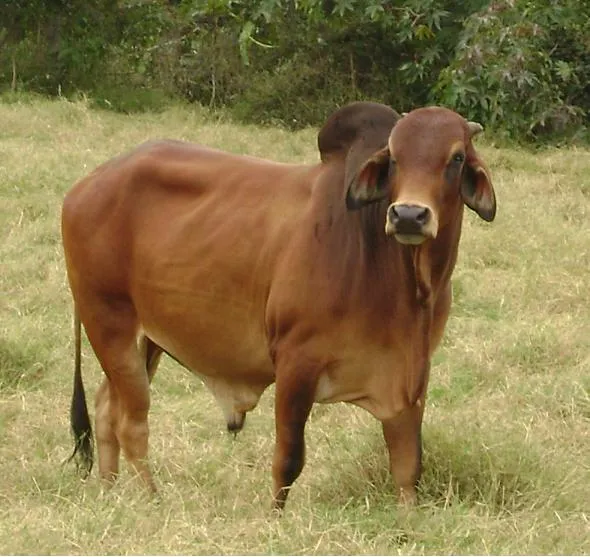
[0,97,589,554]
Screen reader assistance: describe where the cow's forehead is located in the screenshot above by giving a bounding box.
[388,108,467,156]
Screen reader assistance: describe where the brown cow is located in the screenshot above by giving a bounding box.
[62,102,495,509]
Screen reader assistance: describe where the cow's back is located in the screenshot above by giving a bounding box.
[62,140,314,382]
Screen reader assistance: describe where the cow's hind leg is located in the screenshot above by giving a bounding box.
[94,335,162,484]
[94,377,119,483]
[81,298,156,491]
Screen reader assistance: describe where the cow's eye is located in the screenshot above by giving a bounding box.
[452,152,465,164]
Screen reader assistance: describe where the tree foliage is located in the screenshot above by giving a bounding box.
[1,0,588,141]
[435,0,590,139]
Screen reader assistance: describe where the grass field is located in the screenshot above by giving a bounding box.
[0,98,589,555]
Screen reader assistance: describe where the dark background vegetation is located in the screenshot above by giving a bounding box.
[1,0,588,141]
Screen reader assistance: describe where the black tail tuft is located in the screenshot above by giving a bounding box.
[67,311,93,477]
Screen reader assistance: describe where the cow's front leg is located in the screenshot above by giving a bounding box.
[381,400,425,505]
[272,355,319,512]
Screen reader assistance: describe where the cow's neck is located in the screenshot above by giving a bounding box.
[330,199,463,405]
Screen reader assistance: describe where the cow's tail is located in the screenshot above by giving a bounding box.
[68,308,94,478]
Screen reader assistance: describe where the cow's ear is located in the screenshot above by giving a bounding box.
[345,146,391,210]
[461,157,496,222]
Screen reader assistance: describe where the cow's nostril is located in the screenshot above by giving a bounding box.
[415,206,429,224]
[388,204,400,222]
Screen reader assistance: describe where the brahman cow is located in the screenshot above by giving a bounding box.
[62,102,496,509]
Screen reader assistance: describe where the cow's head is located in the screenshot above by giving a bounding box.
[345,107,496,245]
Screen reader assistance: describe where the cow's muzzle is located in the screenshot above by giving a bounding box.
[385,203,437,245]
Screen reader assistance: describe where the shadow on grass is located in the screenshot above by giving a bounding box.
[419,426,544,511]
[312,424,552,514]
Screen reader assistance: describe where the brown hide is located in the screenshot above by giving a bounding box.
[62,102,495,509]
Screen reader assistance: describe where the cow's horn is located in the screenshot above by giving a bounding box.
[468,121,484,137]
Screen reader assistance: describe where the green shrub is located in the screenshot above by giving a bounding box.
[90,85,174,113]
[1,0,588,142]
[434,0,590,140]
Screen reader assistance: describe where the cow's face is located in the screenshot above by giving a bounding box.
[346,107,496,245]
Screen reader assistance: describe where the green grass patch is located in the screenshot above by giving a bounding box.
[0,338,46,391]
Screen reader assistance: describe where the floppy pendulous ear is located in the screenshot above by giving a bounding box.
[461,158,496,221]
[345,146,391,210]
